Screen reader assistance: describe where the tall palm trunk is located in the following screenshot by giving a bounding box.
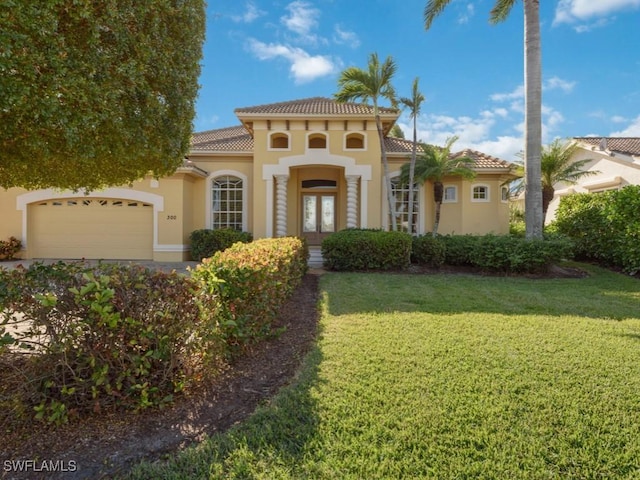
[523,0,543,239]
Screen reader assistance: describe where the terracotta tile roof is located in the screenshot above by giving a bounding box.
[235,97,398,117]
[190,125,253,152]
[385,136,422,153]
[453,149,514,170]
[574,137,640,156]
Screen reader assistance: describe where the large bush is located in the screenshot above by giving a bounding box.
[553,186,640,274]
[191,237,308,354]
[321,229,411,271]
[189,228,253,262]
[0,262,221,425]
[467,235,574,274]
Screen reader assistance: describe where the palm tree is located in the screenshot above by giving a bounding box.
[400,136,476,236]
[335,53,399,230]
[508,138,597,221]
[424,0,543,240]
[400,78,426,234]
[540,138,597,219]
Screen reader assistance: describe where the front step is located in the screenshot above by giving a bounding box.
[308,246,323,268]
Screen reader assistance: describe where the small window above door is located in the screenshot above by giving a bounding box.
[302,179,337,189]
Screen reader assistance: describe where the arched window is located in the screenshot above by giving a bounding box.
[390,176,419,233]
[212,175,244,230]
[472,184,490,202]
[270,132,289,149]
[308,133,327,149]
[345,133,365,149]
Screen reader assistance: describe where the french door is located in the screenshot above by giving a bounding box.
[301,193,336,245]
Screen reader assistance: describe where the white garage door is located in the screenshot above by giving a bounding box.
[28,198,154,260]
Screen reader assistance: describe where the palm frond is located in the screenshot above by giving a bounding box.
[424,0,454,30]
[490,0,517,24]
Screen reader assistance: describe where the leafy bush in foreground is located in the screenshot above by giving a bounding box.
[191,237,308,355]
[1,262,221,425]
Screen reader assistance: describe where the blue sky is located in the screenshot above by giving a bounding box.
[195,0,640,161]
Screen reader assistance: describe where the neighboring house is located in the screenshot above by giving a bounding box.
[0,97,517,261]
[545,137,640,223]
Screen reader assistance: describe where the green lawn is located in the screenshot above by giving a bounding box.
[126,264,640,479]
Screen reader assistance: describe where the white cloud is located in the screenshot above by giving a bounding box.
[554,0,640,29]
[458,3,475,24]
[333,25,361,48]
[610,115,640,136]
[545,76,576,93]
[231,2,265,23]
[490,85,524,102]
[281,1,320,36]
[611,115,627,123]
[246,39,337,84]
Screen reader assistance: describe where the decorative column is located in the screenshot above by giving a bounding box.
[275,174,289,237]
[346,175,359,229]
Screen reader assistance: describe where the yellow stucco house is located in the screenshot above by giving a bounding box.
[0,97,517,261]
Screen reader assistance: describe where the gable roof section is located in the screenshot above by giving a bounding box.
[234,97,398,117]
[190,125,253,153]
[574,137,640,157]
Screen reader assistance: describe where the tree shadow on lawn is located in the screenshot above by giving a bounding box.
[321,263,640,321]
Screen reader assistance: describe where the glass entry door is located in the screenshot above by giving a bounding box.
[302,194,336,245]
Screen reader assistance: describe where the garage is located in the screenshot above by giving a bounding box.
[28,198,154,260]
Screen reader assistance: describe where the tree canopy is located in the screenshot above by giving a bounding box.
[0,0,206,191]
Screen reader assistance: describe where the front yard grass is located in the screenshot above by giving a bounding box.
[126,264,640,479]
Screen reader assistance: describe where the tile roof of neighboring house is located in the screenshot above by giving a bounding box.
[190,125,253,152]
[234,97,398,117]
[574,137,640,156]
[454,149,515,170]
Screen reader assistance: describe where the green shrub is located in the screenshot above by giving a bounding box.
[321,229,411,271]
[191,237,308,354]
[554,186,640,274]
[468,234,574,274]
[0,236,21,260]
[189,228,253,261]
[440,234,480,266]
[411,235,446,268]
[0,262,222,425]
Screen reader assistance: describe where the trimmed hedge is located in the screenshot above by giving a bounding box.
[467,234,574,274]
[189,228,253,261]
[321,229,412,271]
[191,237,308,355]
[553,186,640,274]
[411,235,446,268]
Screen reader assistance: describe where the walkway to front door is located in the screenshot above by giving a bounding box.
[301,193,335,245]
